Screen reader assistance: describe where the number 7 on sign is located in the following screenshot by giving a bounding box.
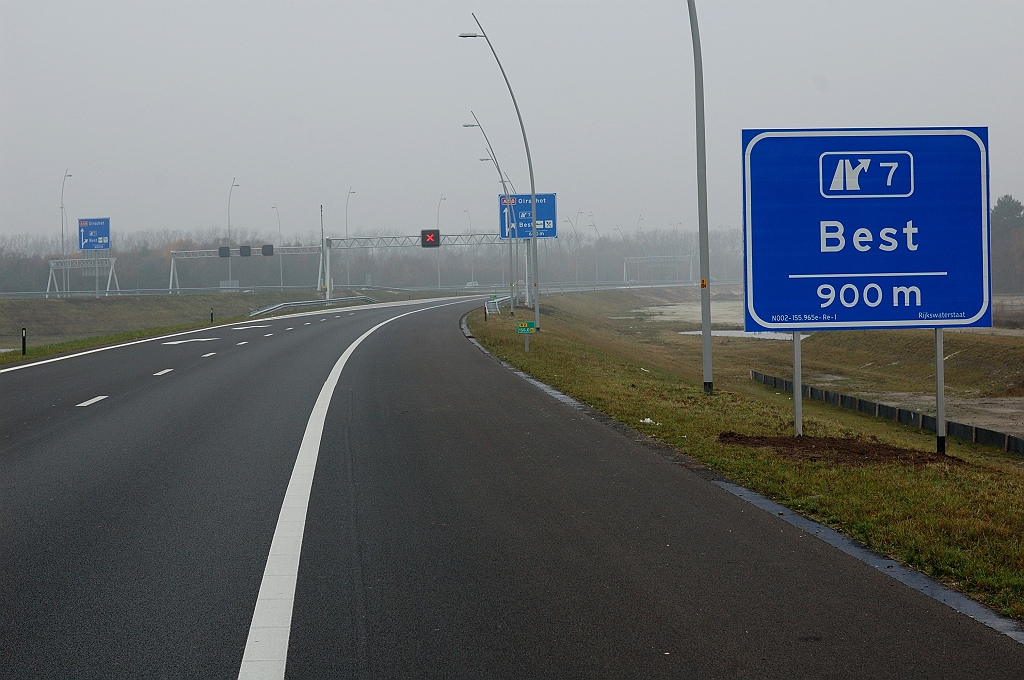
[880,162,898,186]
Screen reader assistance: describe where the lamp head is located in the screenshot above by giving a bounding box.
[458,32,481,38]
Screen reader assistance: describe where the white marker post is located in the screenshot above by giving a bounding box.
[793,331,803,437]
[936,328,945,454]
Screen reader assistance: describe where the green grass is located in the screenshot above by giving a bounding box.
[469,297,1024,621]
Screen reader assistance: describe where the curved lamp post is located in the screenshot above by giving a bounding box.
[589,212,601,286]
[60,169,72,295]
[272,204,282,289]
[345,188,355,287]
[464,208,475,283]
[436,195,446,289]
[687,0,714,393]
[461,13,541,331]
[465,112,517,313]
[227,178,239,282]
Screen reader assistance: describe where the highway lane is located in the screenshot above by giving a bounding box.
[3,297,1024,677]
[0,299,471,677]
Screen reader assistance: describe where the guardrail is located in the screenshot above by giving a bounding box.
[248,296,378,317]
[750,371,1023,455]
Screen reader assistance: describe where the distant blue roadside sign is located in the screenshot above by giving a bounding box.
[743,128,990,331]
[498,193,557,239]
[78,218,111,250]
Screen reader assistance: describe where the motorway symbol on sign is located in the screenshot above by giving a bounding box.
[743,128,990,331]
[78,218,110,250]
[498,194,557,239]
[517,321,536,334]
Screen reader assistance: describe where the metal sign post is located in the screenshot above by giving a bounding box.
[518,320,536,352]
[743,127,990,449]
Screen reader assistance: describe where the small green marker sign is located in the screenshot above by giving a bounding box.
[517,321,536,334]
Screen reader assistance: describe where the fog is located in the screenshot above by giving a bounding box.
[2,1,1021,247]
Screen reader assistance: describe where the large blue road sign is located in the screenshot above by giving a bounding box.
[743,128,990,331]
[498,193,557,239]
[78,218,111,250]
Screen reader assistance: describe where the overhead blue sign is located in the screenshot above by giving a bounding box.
[78,218,111,250]
[743,128,990,331]
[498,193,557,239]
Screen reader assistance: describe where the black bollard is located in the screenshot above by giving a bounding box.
[210,308,214,323]
[22,327,26,355]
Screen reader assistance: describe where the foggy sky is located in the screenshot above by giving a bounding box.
[2,1,1022,247]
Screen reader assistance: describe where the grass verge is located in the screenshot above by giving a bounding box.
[468,299,1024,622]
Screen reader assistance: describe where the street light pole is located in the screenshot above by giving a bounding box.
[563,214,580,285]
[590,212,601,286]
[345,188,355,288]
[464,208,474,283]
[227,178,239,283]
[687,0,714,394]
[60,169,72,295]
[436,194,446,289]
[466,111,517,314]
[461,13,541,331]
[272,204,283,289]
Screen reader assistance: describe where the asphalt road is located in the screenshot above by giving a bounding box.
[2,297,1022,678]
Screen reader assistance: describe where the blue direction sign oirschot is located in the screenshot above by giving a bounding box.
[78,218,111,250]
[743,128,990,331]
[499,194,557,239]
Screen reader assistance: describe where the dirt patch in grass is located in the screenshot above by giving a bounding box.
[719,432,961,467]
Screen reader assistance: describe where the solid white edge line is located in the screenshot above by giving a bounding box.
[76,395,108,407]
[0,296,483,375]
[237,298,472,679]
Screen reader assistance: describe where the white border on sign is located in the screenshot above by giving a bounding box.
[743,128,989,330]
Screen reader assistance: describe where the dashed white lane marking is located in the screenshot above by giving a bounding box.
[264,333,273,337]
[153,368,173,376]
[232,324,273,330]
[76,395,108,407]
[303,322,311,326]
[319,319,326,322]
[238,298,471,679]
[163,338,218,345]
[285,328,293,331]
[201,352,216,358]
[237,341,248,346]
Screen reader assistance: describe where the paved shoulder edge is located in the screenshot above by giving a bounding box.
[458,311,1024,646]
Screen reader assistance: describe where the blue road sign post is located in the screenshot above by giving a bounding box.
[78,218,111,250]
[499,194,557,239]
[743,127,990,450]
[743,128,990,332]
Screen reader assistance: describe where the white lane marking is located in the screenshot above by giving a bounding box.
[334,316,340,318]
[285,328,293,331]
[264,333,273,337]
[232,324,273,330]
[76,395,108,407]
[153,368,173,376]
[237,341,248,346]
[319,319,326,322]
[238,298,470,679]
[0,296,484,375]
[201,352,216,358]
[162,338,219,345]
[303,322,311,326]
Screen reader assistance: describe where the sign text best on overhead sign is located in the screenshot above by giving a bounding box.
[743,128,990,331]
